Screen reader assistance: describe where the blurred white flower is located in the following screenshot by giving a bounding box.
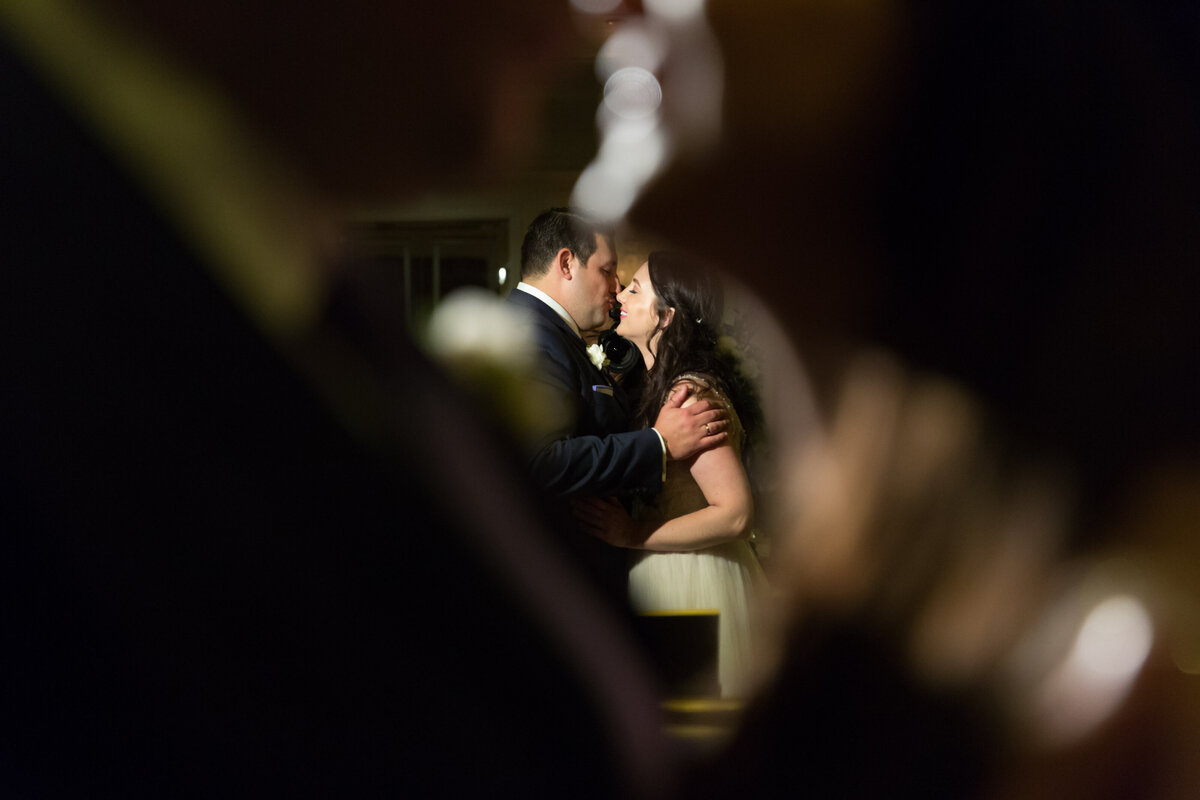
[423,287,569,438]
[424,287,534,369]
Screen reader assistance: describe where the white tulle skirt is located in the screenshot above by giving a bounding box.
[628,539,765,698]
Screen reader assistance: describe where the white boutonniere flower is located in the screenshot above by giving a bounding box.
[586,342,610,371]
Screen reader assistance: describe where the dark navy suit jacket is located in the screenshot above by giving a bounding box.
[507,287,663,496]
[506,287,663,601]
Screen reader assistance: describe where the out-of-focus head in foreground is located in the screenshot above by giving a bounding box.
[612,1,1200,796]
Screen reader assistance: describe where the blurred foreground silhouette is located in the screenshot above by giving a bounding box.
[628,0,1200,796]
[1,1,670,796]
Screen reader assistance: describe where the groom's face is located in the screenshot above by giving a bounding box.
[569,234,619,332]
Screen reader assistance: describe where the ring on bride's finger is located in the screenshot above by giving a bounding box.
[704,423,711,435]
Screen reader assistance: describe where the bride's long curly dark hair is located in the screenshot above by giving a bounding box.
[632,252,762,446]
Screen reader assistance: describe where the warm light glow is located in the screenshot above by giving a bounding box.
[596,23,666,80]
[603,67,663,119]
[1074,595,1154,679]
[598,116,666,174]
[571,120,666,220]
[497,266,507,286]
[571,0,721,223]
[1035,594,1153,746]
[569,0,623,15]
[644,0,706,23]
[572,162,639,221]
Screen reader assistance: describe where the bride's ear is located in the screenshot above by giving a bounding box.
[659,307,675,330]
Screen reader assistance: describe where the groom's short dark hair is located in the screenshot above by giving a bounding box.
[520,207,613,278]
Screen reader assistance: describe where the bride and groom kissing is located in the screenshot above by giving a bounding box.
[507,207,766,698]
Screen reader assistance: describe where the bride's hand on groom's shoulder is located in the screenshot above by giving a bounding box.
[653,384,729,462]
[572,496,640,548]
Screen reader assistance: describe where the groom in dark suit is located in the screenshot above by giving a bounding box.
[507,208,729,602]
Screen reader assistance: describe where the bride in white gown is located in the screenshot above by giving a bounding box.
[574,252,766,698]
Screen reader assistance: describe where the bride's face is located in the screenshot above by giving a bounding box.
[615,262,667,349]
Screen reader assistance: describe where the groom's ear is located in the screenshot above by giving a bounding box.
[555,248,574,278]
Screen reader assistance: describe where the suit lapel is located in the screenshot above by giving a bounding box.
[507,289,623,427]
[509,288,605,377]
